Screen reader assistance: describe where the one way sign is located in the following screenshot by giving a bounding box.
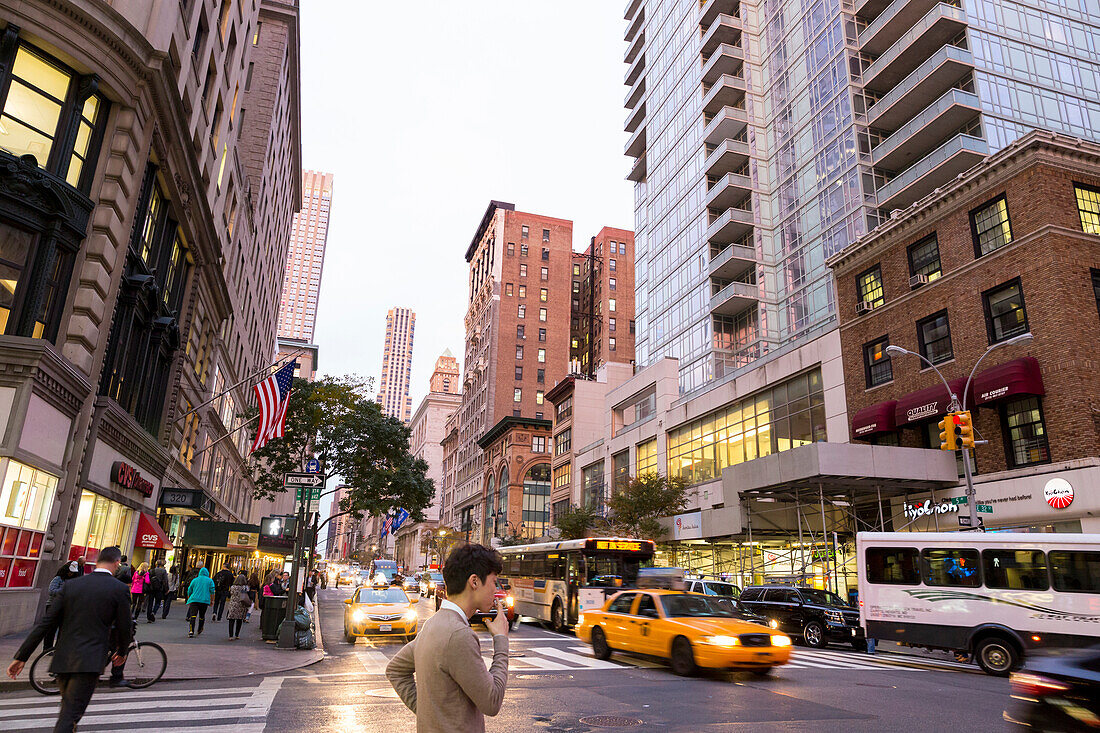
[283,472,323,488]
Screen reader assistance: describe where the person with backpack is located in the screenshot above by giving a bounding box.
[129,563,150,620]
[145,560,169,622]
[211,563,235,621]
[114,555,132,585]
[225,574,251,640]
[162,564,181,619]
[43,562,80,649]
[185,566,215,637]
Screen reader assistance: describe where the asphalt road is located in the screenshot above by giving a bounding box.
[0,586,1018,732]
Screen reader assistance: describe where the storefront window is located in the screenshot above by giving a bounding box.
[0,459,57,531]
[69,490,136,562]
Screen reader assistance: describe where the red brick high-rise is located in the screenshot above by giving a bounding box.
[571,227,635,375]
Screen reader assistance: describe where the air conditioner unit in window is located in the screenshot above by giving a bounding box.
[909,274,929,288]
[855,301,875,315]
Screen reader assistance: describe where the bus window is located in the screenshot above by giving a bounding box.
[982,549,1048,590]
[506,556,521,575]
[922,548,981,588]
[548,556,565,581]
[866,548,921,585]
[1049,551,1100,593]
[586,556,626,587]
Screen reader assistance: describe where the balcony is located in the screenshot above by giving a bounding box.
[705,138,750,178]
[627,152,647,182]
[625,51,645,86]
[710,280,757,316]
[856,0,894,17]
[700,0,740,29]
[867,44,973,130]
[625,73,646,109]
[859,0,945,56]
[625,6,645,42]
[625,124,647,158]
[625,100,646,133]
[706,205,754,244]
[703,105,748,146]
[625,0,643,21]
[709,242,756,280]
[626,27,645,65]
[705,171,752,211]
[701,14,742,56]
[876,133,988,211]
[861,4,968,93]
[702,43,744,84]
[702,74,747,115]
[872,88,980,171]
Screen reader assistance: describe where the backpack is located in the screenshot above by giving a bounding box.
[115,564,133,585]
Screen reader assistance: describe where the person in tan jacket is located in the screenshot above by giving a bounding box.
[386,544,510,732]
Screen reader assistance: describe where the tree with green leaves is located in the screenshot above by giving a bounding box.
[248,374,434,522]
[605,472,693,540]
[552,503,604,540]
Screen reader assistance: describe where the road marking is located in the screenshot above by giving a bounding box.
[0,697,255,720]
[568,646,667,669]
[0,685,264,707]
[531,646,623,670]
[357,649,391,675]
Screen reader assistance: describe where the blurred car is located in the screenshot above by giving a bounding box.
[738,585,864,650]
[1007,646,1100,730]
[434,579,517,629]
[344,586,419,644]
[355,570,373,588]
[419,572,444,598]
[576,590,792,676]
[402,574,420,592]
[334,570,354,588]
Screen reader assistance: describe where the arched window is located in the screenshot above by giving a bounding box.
[482,474,494,545]
[522,464,551,538]
[496,465,509,537]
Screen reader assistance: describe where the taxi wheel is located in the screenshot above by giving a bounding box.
[750,667,774,677]
[344,629,356,645]
[670,637,697,676]
[591,627,612,660]
[802,621,826,648]
[551,600,565,633]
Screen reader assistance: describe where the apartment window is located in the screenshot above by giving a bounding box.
[542,248,550,260]
[541,267,549,281]
[520,263,527,277]
[540,288,548,302]
[863,336,892,388]
[1002,396,1050,467]
[609,278,617,291]
[573,263,581,276]
[521,225,529,239]
[506,282,513,296]
[572,297,580,310]
[538,348,546,363]
[517,325,525,339]
[610,337,617,351]
[610,258,617,272]
[532,436,546,453]
[571,337,579,349]
[514,388,522,403]
[629,320,636,334]
[572,280,580,294]
[609,298,616,312]
[542,228,550,242]
[516,345,524,360]
[518,304,525,318]
[857,266,884,309]
[537,368,545,383]
[907,234,942,284]
[507,242,515,255]
[518,285,526,298]
[515,366,523,380]
[555,429,572,455]
[536,390,544,405]
[620,242,627,254]
[539,307,547,322]
[917,311,953,365]
[538,328,546,342]
[252,21,262,45]
[971,195,1013,256]
[1077,184,1100,234]
[983,279,1028,343]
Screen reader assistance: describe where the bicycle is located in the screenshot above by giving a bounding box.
[28,625,167,695]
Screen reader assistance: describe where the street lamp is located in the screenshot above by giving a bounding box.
[886,332,1033,529]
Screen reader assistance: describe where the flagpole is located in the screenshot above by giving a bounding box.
[173,348,308,425]
[189,413,260,462]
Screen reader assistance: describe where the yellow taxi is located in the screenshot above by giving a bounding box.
[343,586,419,643]
[576,589,792,676]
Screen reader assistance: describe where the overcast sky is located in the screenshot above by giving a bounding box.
[302,2,634,531]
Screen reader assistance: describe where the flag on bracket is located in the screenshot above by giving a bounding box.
[392,508,410,533]
[380,513,394,541]
[251,361,297,453]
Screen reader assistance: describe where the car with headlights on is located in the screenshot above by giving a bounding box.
[419,572,444,598]
[335,570,355,588]
[576,590,792,676]
[343,586,419,643]
[1006,646,1100,731]
[738,585,864,650]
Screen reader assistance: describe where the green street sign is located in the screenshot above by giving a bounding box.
[950,496,968,505]
[976,504,993,514]
[295,487,322,502]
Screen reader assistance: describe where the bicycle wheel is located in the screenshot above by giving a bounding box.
[29,649,60,695]
[126,641,167,689]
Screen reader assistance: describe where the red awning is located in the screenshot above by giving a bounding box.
[134,513,173,550]
[894,377,966,427]
[852,401,897,440]
[968,357,1044,407]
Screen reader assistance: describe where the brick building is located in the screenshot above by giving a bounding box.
[828,130,1100,533]
[429,349,460,394]
[570,227,635,375]
[476,417,553,544]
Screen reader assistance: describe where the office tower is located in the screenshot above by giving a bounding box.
[377,307,416,423]
[277,170,333,342]
[570,227,636,375]
[624,0,1100,394]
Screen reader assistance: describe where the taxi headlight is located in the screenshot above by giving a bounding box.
[771,635,792,647]
[702,635,740,646]
[769,619,779,629]
[404,610,418,623]
[351,609,366,623]
[506,595,515,608]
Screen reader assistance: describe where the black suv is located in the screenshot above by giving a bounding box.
[738,585,864,649]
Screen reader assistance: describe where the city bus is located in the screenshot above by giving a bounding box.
[856,532,1100,676]
[498,538,656,631]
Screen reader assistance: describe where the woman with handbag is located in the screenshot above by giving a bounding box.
[226,573,250,640]
[245,572,260,622]
[130,562,151,619]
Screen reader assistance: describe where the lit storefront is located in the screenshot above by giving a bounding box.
[67,490,137,569]
[0,460,58,589]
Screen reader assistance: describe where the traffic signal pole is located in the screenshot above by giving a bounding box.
[276,498,307,649]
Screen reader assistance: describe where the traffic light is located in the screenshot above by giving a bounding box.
[938,413,957,451]
[955,410,975,450]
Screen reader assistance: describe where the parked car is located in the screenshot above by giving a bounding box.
[738,585,865,649]
[1006,646,1100,730]
[419,572,444,598]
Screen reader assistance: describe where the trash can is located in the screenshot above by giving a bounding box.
[261,595,288,641]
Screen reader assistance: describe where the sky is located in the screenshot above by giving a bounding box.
[302,1,635,532]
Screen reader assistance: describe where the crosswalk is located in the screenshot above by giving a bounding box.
[0,676,284,732]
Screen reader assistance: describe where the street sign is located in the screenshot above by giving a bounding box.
[295,486,322,502]
[950,496,968,505]
[306,459,321,474]
[976,504,993,514]
[283,472,323,488]
[959,515,985,528]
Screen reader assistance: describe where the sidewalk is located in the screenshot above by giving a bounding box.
[0,597,324,683]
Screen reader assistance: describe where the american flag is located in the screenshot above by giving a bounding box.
[380,514,393,541]
[251,361,297,453]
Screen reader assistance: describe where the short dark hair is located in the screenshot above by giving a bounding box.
[119,554,128,563]
[98,546,122,564]
[443,544,502,595]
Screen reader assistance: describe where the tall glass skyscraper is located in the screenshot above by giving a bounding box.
[625,0,1100,394]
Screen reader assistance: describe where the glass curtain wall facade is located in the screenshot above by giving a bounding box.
[626,0,1100,395]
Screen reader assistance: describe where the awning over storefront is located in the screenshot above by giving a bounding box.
[134,513,173,550]
[852,401,897,439]
[968,357,1044,407]
[894,378,966,427]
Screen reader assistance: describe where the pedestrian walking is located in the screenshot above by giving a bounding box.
[304,570,318,604]
[114,555,132,585]
[129,563,150,620]
[162,564,180,619]
[225,574,250,640]
[211,563,234,621]
[43,562,80,650]
[386,544,510,733]
[185,566,215,637]
[246,572,260,622]
[7,546,133,732]
[146,560,169,622]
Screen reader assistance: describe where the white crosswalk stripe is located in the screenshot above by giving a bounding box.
[357,649,391,675]
[0,676,283,732]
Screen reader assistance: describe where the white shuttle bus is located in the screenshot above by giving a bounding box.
[856,532,1100,676]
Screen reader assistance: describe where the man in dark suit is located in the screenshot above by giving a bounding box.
[7,546,133,733]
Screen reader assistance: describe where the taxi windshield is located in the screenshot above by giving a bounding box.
[356,588,409,604]
[660,594,741,618]
[800,589,847,607]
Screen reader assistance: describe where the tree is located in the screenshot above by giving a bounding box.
[553,503,604,540]
[249,375,434,522]
[605,472,693,540]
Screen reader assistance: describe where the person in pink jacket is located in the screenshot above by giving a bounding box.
[129,563,150,620]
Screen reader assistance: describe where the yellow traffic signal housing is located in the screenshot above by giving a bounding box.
[938,414,957,451]
[955,410,975,449]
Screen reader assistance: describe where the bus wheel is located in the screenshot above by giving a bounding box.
[976,637,1018,676]
[591,627,612,660]
[551,600,566,633]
